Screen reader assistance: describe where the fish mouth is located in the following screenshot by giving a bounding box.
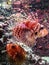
[37,28,48,38]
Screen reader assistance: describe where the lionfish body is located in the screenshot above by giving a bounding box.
[6,43,26,65]
[13,20,48,47]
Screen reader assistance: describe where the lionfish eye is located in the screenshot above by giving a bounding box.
[40,25,44,30]
[35,32,38,35]
[40,27,44,30]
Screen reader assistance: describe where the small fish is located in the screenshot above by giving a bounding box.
[6,43,26,65]
[13,20,48,47]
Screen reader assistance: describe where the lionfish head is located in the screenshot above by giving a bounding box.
[24,20,48,37]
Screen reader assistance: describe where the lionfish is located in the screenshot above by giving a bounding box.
[6,43,26,65]
[13,20,48,47]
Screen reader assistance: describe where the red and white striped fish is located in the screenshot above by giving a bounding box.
[13,20,48,47]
